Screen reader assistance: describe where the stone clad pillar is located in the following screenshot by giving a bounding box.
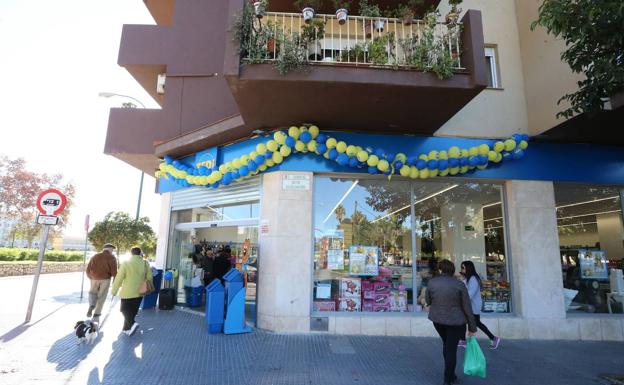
[258,171,313,332]
[505,181,565,322]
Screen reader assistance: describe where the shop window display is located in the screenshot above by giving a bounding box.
[313,176,511,314]
[555,184,624,314]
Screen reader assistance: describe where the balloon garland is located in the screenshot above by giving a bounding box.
[155,125,530,189]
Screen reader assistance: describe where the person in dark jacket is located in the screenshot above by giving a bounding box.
[86,243,118,320]
[426,259,477,385]
[213,245,232,285]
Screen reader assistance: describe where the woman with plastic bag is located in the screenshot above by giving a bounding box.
[426,259,478,385]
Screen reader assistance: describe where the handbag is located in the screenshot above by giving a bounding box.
[139,261,155,295]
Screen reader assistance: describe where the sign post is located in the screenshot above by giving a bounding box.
[25,189,67,323]
[80,214,90,300]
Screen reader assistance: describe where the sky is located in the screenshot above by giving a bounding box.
[0,0,162,239]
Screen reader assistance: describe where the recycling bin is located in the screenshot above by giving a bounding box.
[205,279,225,334]
[185,286,204,307]
[141,268,163,309]
[223,268,244,306]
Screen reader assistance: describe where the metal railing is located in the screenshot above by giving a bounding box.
[243,12,463,71]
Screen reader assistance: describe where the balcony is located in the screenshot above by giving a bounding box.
[224,5,487,136]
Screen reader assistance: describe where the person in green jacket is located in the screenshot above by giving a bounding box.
[111,247,153,336]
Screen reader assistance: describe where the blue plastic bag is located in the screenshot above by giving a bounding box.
[463,336,487,378]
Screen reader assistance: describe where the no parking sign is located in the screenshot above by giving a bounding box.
[35,188,67,224]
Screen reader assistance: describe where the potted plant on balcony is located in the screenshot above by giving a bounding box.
[396,0,424,25]
[253,0,268,19]
[446,0,462,26]
[301,19,326,60]
[359,0,383,37]
[294,0,323,24]
[333,0,352,25]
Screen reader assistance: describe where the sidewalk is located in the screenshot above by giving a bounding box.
[1,275,623,385]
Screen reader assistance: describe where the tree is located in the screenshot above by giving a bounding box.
[0,155,75,247]
[88,212,157,257]
[531,0,624,118]
[334,204,346,223]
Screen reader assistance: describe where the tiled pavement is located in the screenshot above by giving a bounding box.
[1,273,623,385]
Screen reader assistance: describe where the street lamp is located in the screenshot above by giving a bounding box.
[99,92,147,221]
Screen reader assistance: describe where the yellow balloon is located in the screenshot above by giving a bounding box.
[469,147,479,157]
[449,167,460,175]
[488,151,498,162]
[288,126,300,139]
[418,154,429,161]
[224,162,233,171]
[409,166,419,179]
[232,158,242,169]
[336,141,347,153]
[299,126,307,132]
[266,159,275,167]
[256,143,267,155]
[212,171,223,181]
[477,164,488,170]
[346,145,358,156]
[399,165,410,177]
[438,151,448,160]
[519,140,528,149]
[448,146,460,158]
[267,140,278,152]
[272,152,283,164]
[419,169,430,179]
[258,164,268,172]
[219,164,227,173]
[280,145,292,157]
[250,151,258,160]
[326,138,337,149]
[357,150,369,162]
[308,125,319,138]
[428,150,439,160]
[395,153,407,162]
[429,169,439,177]
[461,149,469,158]
[460,166,469,174]
[478,144,490,155]
[439,168,449,177]
[323,152,330,159]
[495,153,503,163]
[377,160,389,172]
[367,155,379,167]
[307,141,317,152]
[275,132,286,145]
[295,141,306,152]
[494,141,505,152]
[504,139,516,151]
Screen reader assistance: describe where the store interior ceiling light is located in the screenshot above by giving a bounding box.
[323,180,359,224]
[557,209,622,221]
[484,216,503,222]
[372,184,459,223]
[482,201,501,208]
[556,196,619,209]
[557,221,598,228]
[205,204,232,220]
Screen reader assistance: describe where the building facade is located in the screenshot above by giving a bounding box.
[104,0,624,340]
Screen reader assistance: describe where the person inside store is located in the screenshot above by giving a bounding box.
[426,259,477,385]
[213,245,233,285]
[199,243,216,286]
[457,260,501,349]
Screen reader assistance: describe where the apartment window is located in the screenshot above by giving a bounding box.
[485,47,500,88]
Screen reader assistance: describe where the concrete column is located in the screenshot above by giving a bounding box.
[258,171,313,332]
[505,181,565,322]
[155,192,172,269]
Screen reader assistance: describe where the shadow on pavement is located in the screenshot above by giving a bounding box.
[51,291,86,304]
[47,331,104,371]
[0,303,70,343]
[85,333,144,385]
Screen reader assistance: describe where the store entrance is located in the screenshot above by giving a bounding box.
[171,219,259,327]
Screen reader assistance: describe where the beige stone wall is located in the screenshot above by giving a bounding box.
[0,262,84,277]
[155,192,172,269]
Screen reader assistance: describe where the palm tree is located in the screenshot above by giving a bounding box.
[335,204,346,223]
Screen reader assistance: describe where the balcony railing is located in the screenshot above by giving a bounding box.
[240,11,463,77]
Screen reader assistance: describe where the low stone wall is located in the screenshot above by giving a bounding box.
[0,262,84,277]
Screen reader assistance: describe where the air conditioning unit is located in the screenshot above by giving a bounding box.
[157,73,166,95]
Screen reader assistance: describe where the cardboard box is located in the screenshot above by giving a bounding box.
[339,297,361,312]
[340,278,362,298]
[374,293,390,305]
[362,280,373,291]
[313,301,336,312]
[373,281,391,294]
[363,290,375,300]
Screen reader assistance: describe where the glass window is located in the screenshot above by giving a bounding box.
[485,46,500,88]
[555,183,624,314]
[312,176,511,314]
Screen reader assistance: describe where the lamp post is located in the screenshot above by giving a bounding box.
[99,92,146,220]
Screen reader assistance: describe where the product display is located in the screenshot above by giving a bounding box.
[313,300,336,312]
[339,297,361,312]
[481,279,510,313]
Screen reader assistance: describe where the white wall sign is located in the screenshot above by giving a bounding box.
[282,174,310,191]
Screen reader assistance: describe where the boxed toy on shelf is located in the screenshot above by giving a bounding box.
[389,290,408,312]
[313,300,336,312]
[339,297,361,312]
[340,278,362,298]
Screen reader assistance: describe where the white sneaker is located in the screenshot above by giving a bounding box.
[128,322,139,336]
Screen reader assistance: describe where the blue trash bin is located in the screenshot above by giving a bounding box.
[223,268,251,334]
[185,286,204,307]
[205,279,225,334]
[141,268,163,309]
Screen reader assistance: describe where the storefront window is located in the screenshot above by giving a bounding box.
[312,176,511,314]
[555,184,624,314]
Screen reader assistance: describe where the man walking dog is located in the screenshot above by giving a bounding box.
[86,243,118,321]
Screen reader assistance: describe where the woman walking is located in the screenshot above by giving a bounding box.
[426,259,477,385]
[458,260,501,349]
[111,247,153,336]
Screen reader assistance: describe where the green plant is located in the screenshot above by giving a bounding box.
[358,0,380,17]
[294,0,323,11]
[531,0,624,118]
[333,0,352,10]
[274,33,308,75]
[234,4,279,63]
[0,248,83,262]
[340,43,368,62]
[369,34,392,65]
[448,0,462,6]
[301,19,325,42]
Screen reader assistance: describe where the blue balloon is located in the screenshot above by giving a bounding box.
[255,155,265,165]
[386,152,395,161]
[164,271,173,281]
[459,157,468,167]
[448,158,459,168]
[172,160,180,167]
[383,169,391,175]
[368,166,378,174]
[478,155,488,166]
[164,155,173,164]
[239,166,249,177]
[468,156,478,167]
[329,148,339,160]
[416,159,427,170]
[265,151,273,159]
[222,172,232,185]
[438,159,449,170]
[337,153,349,166]
[395,161,403,169]
[512,149,525,160]
[502,152,512,161]
[299,131,312,144]
[407,156,417,166]
[231,170,240,180]
[248,161,257,171]
[199,166,209,175]
[375,148,385,158]
[210,182,220,189]
[212,167,220,173]
[427,160,438,170]
[317,143,327,154]
[316,133,327,144]
[513,134,523,143]
[285,136,296,147]
[522,134,530,142]
[348,157,358,167]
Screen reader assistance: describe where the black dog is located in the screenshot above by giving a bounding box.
[74,320,98,344]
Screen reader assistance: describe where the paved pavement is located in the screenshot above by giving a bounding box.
[1,272,623,385]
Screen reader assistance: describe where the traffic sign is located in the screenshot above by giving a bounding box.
[36,189,67,216]
[37,215,59,225]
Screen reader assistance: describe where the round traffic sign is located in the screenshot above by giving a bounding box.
[36,189,67,216]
